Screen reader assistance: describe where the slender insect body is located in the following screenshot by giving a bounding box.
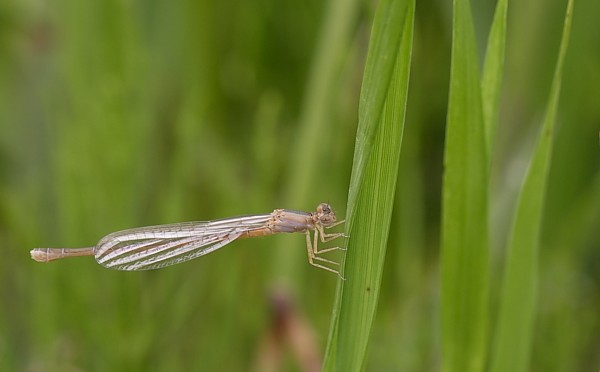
[30,203,347,277]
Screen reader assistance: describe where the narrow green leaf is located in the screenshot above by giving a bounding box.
[481,0,508,154]
[322,0,414,369]
[441,0,489,371]
[346,0,411,220]
[490,1,575,372]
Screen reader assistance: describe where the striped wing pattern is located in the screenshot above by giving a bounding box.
[94,214,272,271]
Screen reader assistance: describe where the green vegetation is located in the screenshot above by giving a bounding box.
[323,0,414,370]
[0,0,596,371]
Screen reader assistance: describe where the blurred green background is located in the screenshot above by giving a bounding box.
[0,0,597,371]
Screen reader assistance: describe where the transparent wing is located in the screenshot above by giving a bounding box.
[94,214,272,271]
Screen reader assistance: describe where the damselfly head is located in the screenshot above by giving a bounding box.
[315,203,336,226]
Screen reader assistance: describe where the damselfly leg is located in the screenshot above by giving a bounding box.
[305,219,347,279]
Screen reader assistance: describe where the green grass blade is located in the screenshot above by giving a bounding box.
[345,0,411,220]
[441,0,489,371]
[490,1,575,371]
[481,0,508,154]
[322,0,414,370]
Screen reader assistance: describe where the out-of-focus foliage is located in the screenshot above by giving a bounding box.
[0,0,597,371]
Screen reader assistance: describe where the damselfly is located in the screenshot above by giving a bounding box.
[30,203,347,277]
